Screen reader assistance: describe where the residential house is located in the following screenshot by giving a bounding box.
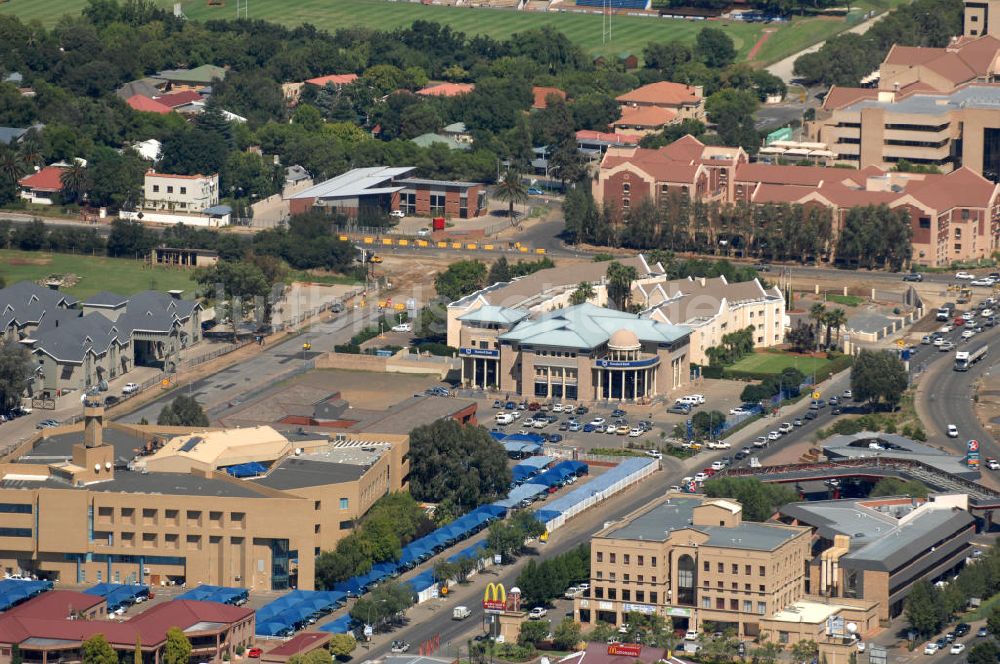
[416,82,475,97]
[532,86,567,110]
[410,133,470,151]
[18,165,68,205]
[613,81,706,134]
[125,94,172,115]
[305,73,358,89]
[152,64,226,89]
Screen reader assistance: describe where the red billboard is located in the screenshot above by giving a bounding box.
[607,644,642,657]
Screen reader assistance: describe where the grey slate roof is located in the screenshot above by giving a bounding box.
[457,305,529,326]
[779,497,975,572]
[0,281,78,331]
[289,166,415,200]
[602,496,803,551]
[0,127,27,145]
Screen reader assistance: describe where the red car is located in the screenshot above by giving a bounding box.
[248,648,263,659]
[954,317,966,326]
[702,468,717,477]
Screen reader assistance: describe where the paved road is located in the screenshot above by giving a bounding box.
[766,10,890,82]
[120,305,383,424]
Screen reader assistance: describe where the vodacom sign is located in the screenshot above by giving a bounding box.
[483,582,507,613]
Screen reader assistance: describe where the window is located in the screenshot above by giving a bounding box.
[778,632,789,644]
[717,562,724,573]
[704,561,710,572]
[732,564,738,574]
[744,600,752,612]
[744,583,751,591]
[955,228,963,239]
[731,582,738,590]
[745,565,751,575]
[638,555,644,566]
[596,571,604,579]
[0,504,31,513]
[702,597,711,608]
[610,553,616,564]
[624,554,630,565]
[638,575,643,583]
[180,187,187,195]
[919,217,931,229]
[142,533,156,548]
[167,186,174,194]
[636,591,645,602]
[716,598,725,609]
[651,557,656,567]
[730,599,738,611]
[759,566,765,576]
[610,572,616,581]
[622,198,630,210]
[962,209,970,220]
[430,194,446,215]
[595,587,604,599]
[759,585,765,592]
[339,520,354,530]
[758,602,766,615]
[622,183,631,194]
[622,590,631,601]
[314,524,321,534]
[153,185,160,193]
[0,528,31,537]
[187,534,201,549]
[649,592,657,603]
[717,581,723,589]
[597,551,603,563]
[677,554,696,605]
[340,498,349,510]
[608,589,617,600]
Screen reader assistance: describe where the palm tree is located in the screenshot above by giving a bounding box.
[606,261,638,311]
[493,169,528,227]
[16,129,44,169]
[0,147,27,189]
[808,302,826,351]
[60,163,89,205]
[826,308,848,348]
[569,281,595,306]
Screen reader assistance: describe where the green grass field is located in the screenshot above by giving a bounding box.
[726,351,832,376]
[0,249,199,299]
[0,0,875,63]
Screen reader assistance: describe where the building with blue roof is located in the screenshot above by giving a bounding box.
[456,301,691,401]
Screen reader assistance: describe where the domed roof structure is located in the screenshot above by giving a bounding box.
[608,328,641,351]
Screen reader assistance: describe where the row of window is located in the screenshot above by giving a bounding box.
[705,561,767,576]
[595,571,657,584]
[592,587,659,603]
[704,579,767,593]
[97,507,247,527]
[151,185,189,195]
[700,597,766,614]
[596,552,658,566]
[0,503,32,514]
[0,528,31,537]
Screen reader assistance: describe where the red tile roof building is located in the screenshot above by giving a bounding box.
[532,86,567,109]
[125,94,172,114]
[595,135,1000,266]
[305,73,358,88]
[18,165,68,205]
[0,598,254,664]
[416,82,475,97]
[154,90,203,109]
[612,81,705,133]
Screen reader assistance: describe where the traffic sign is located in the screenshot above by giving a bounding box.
[812,391,821,399]
[969,439,980,452]
[896,339,906,347]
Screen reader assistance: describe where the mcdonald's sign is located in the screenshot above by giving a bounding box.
[483,582,507,612]
[607,644,642,657]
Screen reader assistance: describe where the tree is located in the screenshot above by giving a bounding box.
[60,162,89,205]
[987,605,1000,639]
[850,349,908,409]
[0,340,33,412]
[553,618,583,650]
[809,302,827,351]
[486,509,546,563]
[569,281,595,306]
[905,579,944,637]
[162,629,190,664]
[702,477,799,521]
[82,635,118,664]
[10,645,21,664]
[106,219,156,258]
[705,89,759,151]
[433,260,488,303]
[969,641,999,664]
[133,637,142,664]
[157,395,210,427]
[488,257,512,284]
[518,619,550,646]
[786,321,816,353]
[870,477,929,498]
[328,634,357,659]
[822,308,848,349]
[695,27,736,68]
[790,640,818,664]
[493,169,528,225]
[408,419,511,512]
[606,261,637,311]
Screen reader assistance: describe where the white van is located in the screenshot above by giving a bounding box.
[495,413,514,425]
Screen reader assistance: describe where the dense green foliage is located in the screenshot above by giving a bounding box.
[408,419,512,513]
[702,476,800,521]
[869,477,930,498]
[793,0,963,85]
[156,395,210,427]
[82,635,117,664]
[315,493,435,588]
[485,509,546,563]
[850,349,908,409]
[0,340,34,412]
[705,327,755,367]
[739,366,806,403]
[516,544,590,606]
[433,260,488,302]
[349,579,415,631]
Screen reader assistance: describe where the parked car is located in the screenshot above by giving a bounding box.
[104,395,120,407]
[956,271,976,280]
[668,402,692,414]
[978,627,989,637]
[903,273,924,282]
[417,228,430,237]
[122,382,140,395]
[391,641,411,653]
[528,607,547,620]
[391,322,413,333]
[685,630,699,641]
[247,648,263,659]
[36,419,59,429]
[389,210,405,219]
[955,624,971,637]
[527,187,544,195]
[950,643,965,655]
[923,643,939,655]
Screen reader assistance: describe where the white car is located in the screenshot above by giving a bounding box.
[842,389,852,399]
[628,427,643,437]
[122,382,140,395]
[693,472,708,483]
[933,337,946,346]
[684,630,699,641]
[495,413,514,425]
[389,210,405,219]
[778,422,794,434]
[528,607,547,620]
[729,407,753,416]
[416,228,430,237]
[767,431,781,441]
[391,322,412,333]
[983,309,995,317]
[956,271,975,280]
[962,329,976,339]
[533,419,547,429]
[989,458,1000,471]
[972,278,993,286]
[711,460,726,471]
[551,403,564,413]
[589,418,606,426]
[939,324,954,333]
[947,424,959,438]
[923,643,940,655]
[644,449,662,459]
[706,440,731,449]
[522,417,537,427]
[680,394,706,405]
[950,643,966,655]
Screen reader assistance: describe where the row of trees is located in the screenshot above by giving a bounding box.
[516,544,590,607]
[705,327,755,366]
[793,0,963,85]
[702,477,800,521]
[565,183,916,270]
[80,629,189,664]
[739,366,807,403]
[850,349,909,410]
[0,340,34,414]
[315,493,435,589]
[348,579,416,633]
[432,257,555,304]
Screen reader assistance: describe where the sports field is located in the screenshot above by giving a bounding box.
[726,351,832,376]
[0,249,199,299]
[0,0,864,63]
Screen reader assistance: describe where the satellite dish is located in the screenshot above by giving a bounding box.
[847,623,858,634]
[94,463,101,472]
[105,461,112,470]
